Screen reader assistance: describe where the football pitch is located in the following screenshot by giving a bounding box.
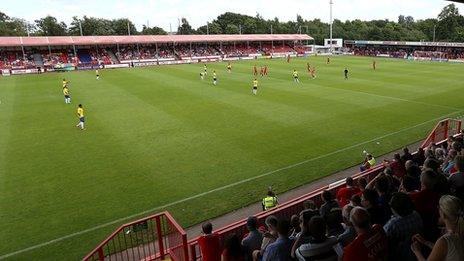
[1,55,464,260]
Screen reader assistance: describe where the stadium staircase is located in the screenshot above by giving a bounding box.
[83,118,462,261]
[32,53,43,67]
[107,50,120,64]
[77,50,93,64]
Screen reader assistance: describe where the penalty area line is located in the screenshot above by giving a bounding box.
[1,110,461,259]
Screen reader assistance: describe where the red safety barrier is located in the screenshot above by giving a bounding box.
[83,211,188,261]
[421,118,462,148]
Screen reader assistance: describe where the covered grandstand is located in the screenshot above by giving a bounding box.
[345,40,464,61]
[0,34,312,75]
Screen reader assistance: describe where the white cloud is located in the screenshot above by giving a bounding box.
[0,0,457,31]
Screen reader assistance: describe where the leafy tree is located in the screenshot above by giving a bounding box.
[225,24,239,34]
[177,18,195,35]
[141,25,167,35]
[34,16,67,36]
[112,18,137,35]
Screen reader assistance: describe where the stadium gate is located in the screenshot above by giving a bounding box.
[84,118,461,261]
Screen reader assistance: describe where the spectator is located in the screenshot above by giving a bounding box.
[360,154,376,172]
[289,215,301,239]
[242,216,263,259]
[198,222,222,261]
[410,169,441,241]
[401,147,413,162]
[222,234,246,261]
[424,157,440,173]
[413,147,426,166]
[295,216,339,261]
[343,207,388,261]
[262,219,294,261]
[384,192,423,260]
[400,175,419,194]
[320,190,340,217]
[326,209,345,237]
[374,175,393,212]
[338,205,356,247]
[291,210,316,257]
[300,199,318,217]
[252,215,278,260]
[350,194,362,207]
[361,189,389,225]
[442,149,458,175]
[411,195,464,261]
[387,153,406,178]
[357,177,368,195]
[337,177,361,207]
[449,155,464,200]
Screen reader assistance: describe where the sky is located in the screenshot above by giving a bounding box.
[1,0,460,31]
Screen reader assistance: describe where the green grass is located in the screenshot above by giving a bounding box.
[1,56,464,260]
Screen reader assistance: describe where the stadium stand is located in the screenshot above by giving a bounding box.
[346,40,464,61]
[0,34,311,74]
[83,118,464,261]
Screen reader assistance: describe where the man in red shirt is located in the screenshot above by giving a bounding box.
[343,207,388,261]
[336,177,360,207]
[198,222,221,261]
[409,170,440,241]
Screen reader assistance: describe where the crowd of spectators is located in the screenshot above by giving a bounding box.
[42,49,78,68]
[352,46,464,60]
[352,46,408,58]
[0,50,36,69]
[197,135,464,261]
[0,43,305,69]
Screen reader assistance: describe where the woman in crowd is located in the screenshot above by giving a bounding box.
[411,195,464,261]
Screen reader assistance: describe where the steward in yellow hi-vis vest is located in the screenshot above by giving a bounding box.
[262,189,278,211]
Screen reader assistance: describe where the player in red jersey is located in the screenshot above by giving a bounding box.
[310,67,316,79]
[372,60,376,70]
[307,62,311,73]
[287,55,291,63]
[263,65,268,76]
[253,65,258,76]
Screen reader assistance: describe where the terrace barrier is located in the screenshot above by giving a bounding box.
[83,211,188,261]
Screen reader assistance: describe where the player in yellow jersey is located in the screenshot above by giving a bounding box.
[227,63,232,73]
[212,71,217,86]
[252,78,258,95]
[293,69,299,83]
[96,69,100,80]
[62,78,69,88]
[76,104,85,130]
[203,64,208,75]
[63,86,71,104]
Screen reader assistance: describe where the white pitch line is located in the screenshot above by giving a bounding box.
[298,80,462,111]
[1,110,461,259]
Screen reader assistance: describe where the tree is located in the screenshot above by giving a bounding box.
[225,24,239,34]
[141,25,167,35]
[437,4,462,41]
[196,22,222,34]
[177,18,195,35]
[112,19,137,35]
[68,16,115,36]
[34,16,67,36]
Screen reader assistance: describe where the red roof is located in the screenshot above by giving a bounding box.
[0,34,312,47]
